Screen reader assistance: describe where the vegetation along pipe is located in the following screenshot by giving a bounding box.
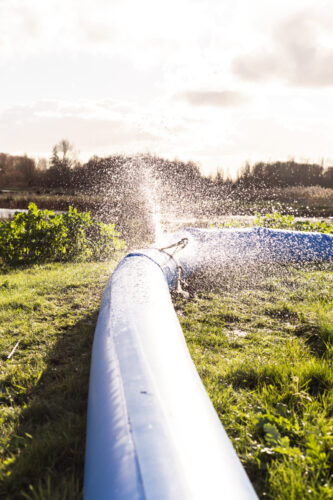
[84,228,333,500]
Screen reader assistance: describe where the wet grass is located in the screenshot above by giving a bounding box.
[0,252,332,499]
[0,261,117,499]
[174,264,333,499]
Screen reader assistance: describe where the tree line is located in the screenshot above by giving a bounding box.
[0,143,332,193]
[236,160,333,188]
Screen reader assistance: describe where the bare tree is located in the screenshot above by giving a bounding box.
[54,139,73,162]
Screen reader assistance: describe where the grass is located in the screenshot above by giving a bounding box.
[0,260,117,499]
[174,263,333,499]
[0,228,332,499]
[1,186,333,219]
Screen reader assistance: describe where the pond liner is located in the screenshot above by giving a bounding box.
[84,227,333,500]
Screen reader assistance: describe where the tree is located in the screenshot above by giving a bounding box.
[51,140,74,169]
[47,140,75,188]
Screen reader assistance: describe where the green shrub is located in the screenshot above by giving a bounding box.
[213,213,333,233]
[254,212,333,233]
[254,212,295,229]
[0,203,125,267]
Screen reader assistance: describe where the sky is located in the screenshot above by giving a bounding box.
[1,0,333,176]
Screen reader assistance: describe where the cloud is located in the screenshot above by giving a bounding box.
[0,100,159,158]
[175,90,248,107]
[0,0,210,65]
[2,0,333,174]
[77,20,116,44]
[224,115,333,164]
[232,13,333,87]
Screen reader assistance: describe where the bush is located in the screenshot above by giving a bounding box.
[254,212,333,234]
[214,213,333,233]
[0,203,125,267]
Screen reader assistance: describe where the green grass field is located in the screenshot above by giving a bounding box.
[175,263,333,499]
[0,261,116,499]
[0,241,332,498]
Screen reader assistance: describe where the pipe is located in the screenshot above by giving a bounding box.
[84,228,333,500]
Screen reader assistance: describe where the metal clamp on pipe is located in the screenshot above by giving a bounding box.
[158,237,189,297]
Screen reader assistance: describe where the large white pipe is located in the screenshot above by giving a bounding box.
[84,228,333,500]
